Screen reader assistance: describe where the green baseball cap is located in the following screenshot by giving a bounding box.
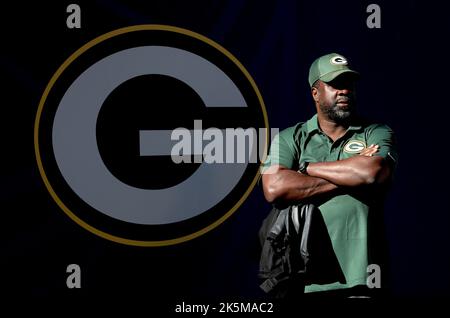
[308,53,359,87]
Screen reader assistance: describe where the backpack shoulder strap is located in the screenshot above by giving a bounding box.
[298,203,314,266]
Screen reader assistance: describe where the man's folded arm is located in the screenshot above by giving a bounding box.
[306,155,392,187]
[262,165,337,204]
[262,154,392,204]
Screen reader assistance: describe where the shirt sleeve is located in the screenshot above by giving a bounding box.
[366,124,398,167]
[261,126,298,172]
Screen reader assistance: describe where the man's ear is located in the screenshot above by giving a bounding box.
[312,87,320,102]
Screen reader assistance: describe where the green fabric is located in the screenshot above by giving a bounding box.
[262,114,397,292]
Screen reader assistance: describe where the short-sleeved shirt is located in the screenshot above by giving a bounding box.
[262,114,397,292]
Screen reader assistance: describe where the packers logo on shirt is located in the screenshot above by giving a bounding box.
[343,140,366,154]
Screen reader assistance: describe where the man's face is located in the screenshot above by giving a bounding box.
[313,74,357,122]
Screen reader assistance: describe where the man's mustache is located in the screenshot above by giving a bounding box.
[337,97,350,102]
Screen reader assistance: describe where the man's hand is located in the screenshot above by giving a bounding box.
[359,144,379,157]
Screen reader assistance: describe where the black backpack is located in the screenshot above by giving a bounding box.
[258,204,314,297]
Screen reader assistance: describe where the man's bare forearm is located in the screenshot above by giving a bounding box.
[262,166,337,203]
[306,155,385,186]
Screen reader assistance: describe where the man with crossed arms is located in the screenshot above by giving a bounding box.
[262,53,397,298]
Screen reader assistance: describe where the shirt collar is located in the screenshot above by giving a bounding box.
[305,114,320,134]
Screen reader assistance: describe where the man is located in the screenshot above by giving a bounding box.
[261,53,397,298]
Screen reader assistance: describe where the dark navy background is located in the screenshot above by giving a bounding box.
[1,0,449,306]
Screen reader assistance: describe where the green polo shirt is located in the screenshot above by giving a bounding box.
[262,114,397,293]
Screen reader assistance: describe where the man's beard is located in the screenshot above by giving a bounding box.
[320,101,355,123]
